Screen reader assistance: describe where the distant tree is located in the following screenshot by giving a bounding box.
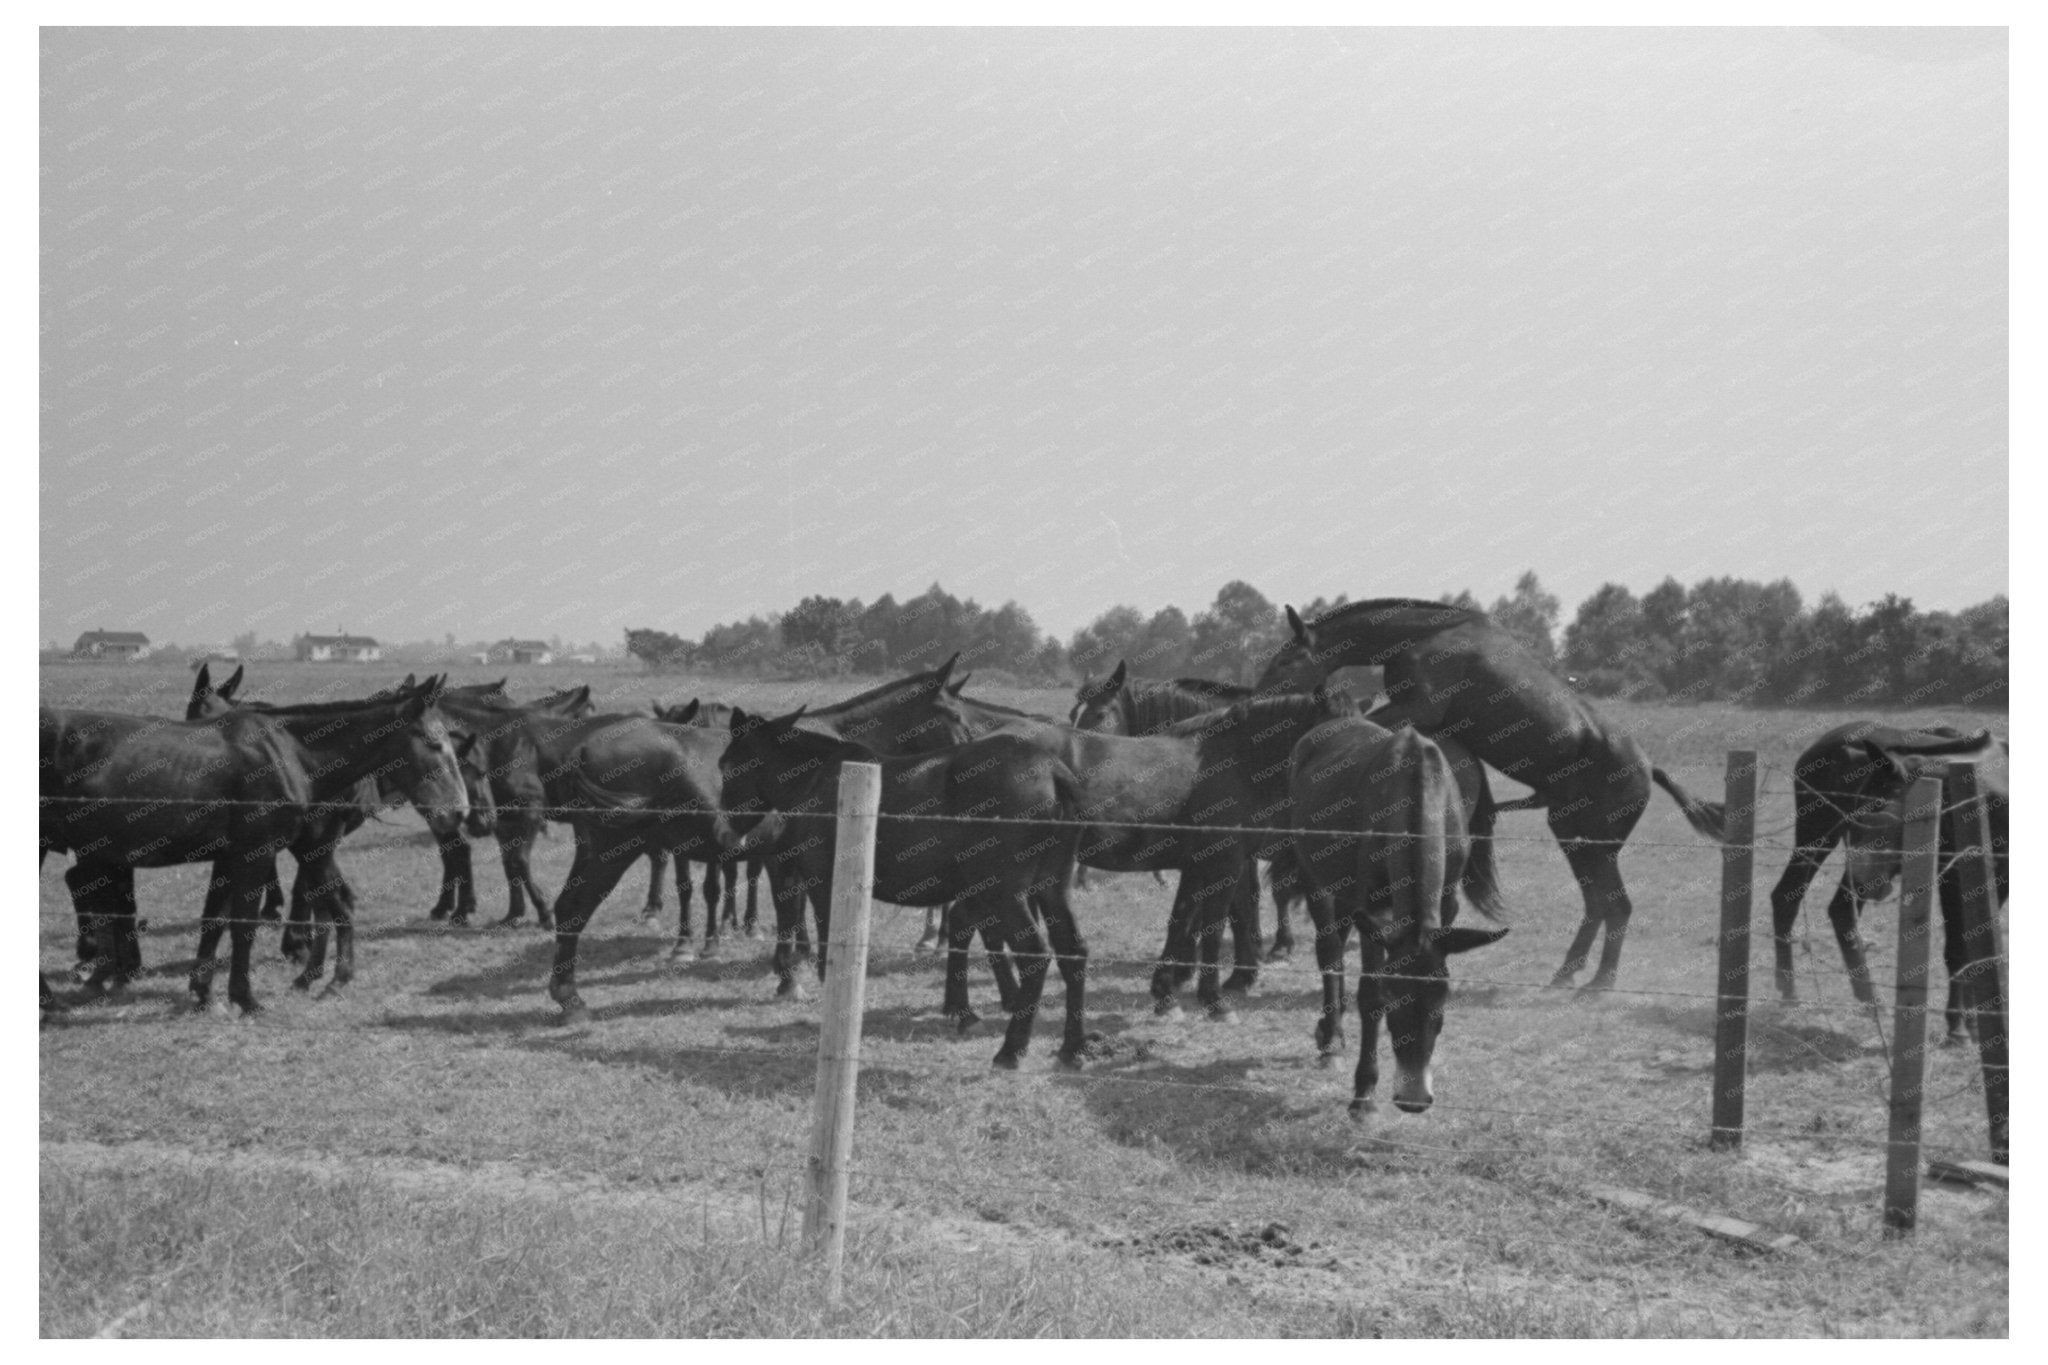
[850,594,901,673]
[781,595,860,660]
[1069,605,1148,679]
[1439,588,1483,612]
[967,600,1042,672]
[626,627,694,672]
[231,630,258,656]
[1129,606,1193,677]
[1034,636,1071,683]
[1562,582,1647,695]
[1190,580,1283,684]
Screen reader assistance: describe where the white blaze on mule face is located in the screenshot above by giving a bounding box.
[429,731,470,823]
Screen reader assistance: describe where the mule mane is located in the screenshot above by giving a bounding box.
[1156,690,1341,738]
[1304,597,1488,633]
[1119,676,1249,732]
[811,664,952,719]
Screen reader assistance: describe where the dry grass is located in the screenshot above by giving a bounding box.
[40,663,2008,1337]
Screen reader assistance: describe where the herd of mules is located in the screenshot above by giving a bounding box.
[39,599,2008,1116]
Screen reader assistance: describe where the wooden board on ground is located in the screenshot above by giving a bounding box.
[1927,1159,2009,1190]
[1589,1185,1803,1255]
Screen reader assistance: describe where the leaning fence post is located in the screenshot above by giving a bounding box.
[802,760,881,1304]
[1943,763,2008,1166]
[1882,772,1943,1238]
[1711,750,1757,1152]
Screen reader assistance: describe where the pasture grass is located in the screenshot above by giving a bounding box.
[40,663,2008,1337]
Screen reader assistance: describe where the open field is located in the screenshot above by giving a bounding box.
[40,663,2008,1336]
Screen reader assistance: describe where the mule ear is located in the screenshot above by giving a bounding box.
[770,704,809,734]
[1431,925,1510,956]
[1861,740,1908,786]
[1285,604,1315,648]
[728,706,751,733]
[947,673,970,697]
[571,684,592,711]
[190,661,212,697]
[933,652,960,690]
[674,698,701,725]
[403,672,418,689]
[455,731,480,760]
[220,664,244,699]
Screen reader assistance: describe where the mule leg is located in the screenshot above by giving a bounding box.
[1311,890,1349,1060]
[915,904,944,955]
[1818,872,1877,1006]
[766,862,813,1001]
[1187,857,1244,1021]
[1151,872,1201,1012]
[1037,884,1090,1067]
[545,830,635,1024]
[992,895,1052,1070]
[1546,842,1632,993]
[744,859,763,937]
[1221,861,1263,995]
[188,867,234,1009]
[497,826,531,925]
[221,854,270,1016]
[642,849,669,922]
[1767,808,1846,1002]
[291,858,330,990]
[68,863,138,992]
[1937,871,1971,1044]
[943,899,981,1029]
[427,823,461,922]
[1350,931,1388,1120]
[1267,853,1300,963]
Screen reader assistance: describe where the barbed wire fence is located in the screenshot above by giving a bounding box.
[38,751,2007,1279]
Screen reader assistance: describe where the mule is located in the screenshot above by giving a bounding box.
[181,665,499,966]
[648,699,765,954]
[41,678,469,1013]
[1258,599,1725,992]
[1067,661,1301,981]
[1288,717,1510,1116]
[719,708,1086,1068]
[1770,725,2008,1040]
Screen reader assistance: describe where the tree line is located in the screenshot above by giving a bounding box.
[626,572,2007,710]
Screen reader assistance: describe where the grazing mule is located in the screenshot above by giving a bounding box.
[1289,716,1509,1116]
[1258,599,1726,992]
[719,708,1086,1068]
[41,678,469,1013]
[1770,724,2008,1040]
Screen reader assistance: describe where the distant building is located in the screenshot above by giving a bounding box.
[190,650,241,671]
[487,638,554,665]
[295,632,382,663]
[72,629,151,660]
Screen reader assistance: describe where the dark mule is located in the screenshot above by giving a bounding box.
[947,688,1357,1020]
[182,666,499,967]
[456,704,737,1023]
[719,708,1086,1068]
[1258,599,1726,992]
[648,699,765,954]
[1067,662,1297,982]
[436,684,600,928]
[1289,717,1509,1116]
[41,678,469,1013]
[1770,724,2007,1040]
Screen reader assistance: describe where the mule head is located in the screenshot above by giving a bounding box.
[1367,921,1509,1114]
[718,705,813,851]
[399,674,472,829]
[1255,606,1329,693]
[1068,660,1128,730]
[454,730,497,838]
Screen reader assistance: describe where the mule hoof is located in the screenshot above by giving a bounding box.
[1152,998,1183,1020]
[1207,1004,1240,1025]
[1577,977,1614,997]
[1264,946,1292,964]
[698,940,723,961]
[1348,1098,1377,1123]
[1055,1051,1085,1071]
[447,915,472,930]
[991,1050,1022,1071]
[557,1000,590,1027]
[427,907,450,922]
[319,983,348,1002]
[913,937,938,957]
[291,976,314,993]
[776,981,810,1004]
[495,914,525,929]
[1221,972,1256,996]
[1316,1051,1338,1070]
[1546,970,1578,990]
[951,1011,981,1034]
[745,925,763,940]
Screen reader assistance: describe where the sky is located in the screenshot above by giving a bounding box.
[38,26,2008,650]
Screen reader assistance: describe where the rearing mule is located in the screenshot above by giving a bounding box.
[1258,599,1726,992]
[1288,717,1510,1117]
[1773,725,2007,1041]
[719,708,1086,1068]
[40,677,470,1013]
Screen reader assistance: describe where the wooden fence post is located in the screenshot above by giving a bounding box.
[1943,763,2008,1167]
[1711,749,1757,1152]
[1882,772,1943,1238]
[803,761,881,1303]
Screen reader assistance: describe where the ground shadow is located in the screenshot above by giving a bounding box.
[1633,1000,1871,1072]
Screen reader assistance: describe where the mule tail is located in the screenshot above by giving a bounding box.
[567,768,653,813]
[1460,767,1508,922]
[1652,767,1727,842]
[1404,743,1451,936]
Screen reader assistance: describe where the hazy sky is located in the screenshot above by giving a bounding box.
[39,27,2007,649]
